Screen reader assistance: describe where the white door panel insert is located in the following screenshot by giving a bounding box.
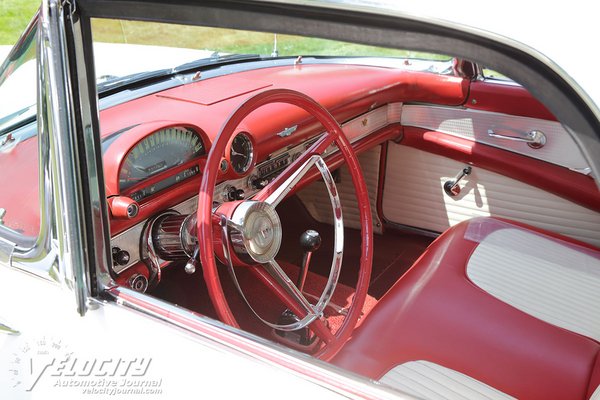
[382,144,600,247]
[298,147,383,234]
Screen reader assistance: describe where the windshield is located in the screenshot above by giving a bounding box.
[0,17,453,133]
[0,20,36,133]
[91,18,452,92]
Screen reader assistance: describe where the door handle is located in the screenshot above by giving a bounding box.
[487,129,546,149]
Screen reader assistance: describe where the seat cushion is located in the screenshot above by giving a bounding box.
[466,221,600,342]
[333,217,600,400]
[380,360,516,400]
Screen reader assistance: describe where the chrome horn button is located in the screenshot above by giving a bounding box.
[230,201,282,264]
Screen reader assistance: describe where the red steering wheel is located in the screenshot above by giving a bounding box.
[197,89,373,360]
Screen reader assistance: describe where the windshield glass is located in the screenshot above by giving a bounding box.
[91,18,452,91]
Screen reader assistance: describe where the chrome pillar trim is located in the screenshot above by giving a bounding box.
[7,10,56,279]
[10,0,92,306]
[68,5,114,292]
[39,0,90,314]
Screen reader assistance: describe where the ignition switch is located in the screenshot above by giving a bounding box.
[226,186,245,201]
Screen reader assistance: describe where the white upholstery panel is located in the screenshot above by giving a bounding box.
[298,146,383,234]
[380,361,515,400]
[467,227,600,341]
[382,144,600,247]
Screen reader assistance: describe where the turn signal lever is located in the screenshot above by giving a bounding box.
[297,230,321,291]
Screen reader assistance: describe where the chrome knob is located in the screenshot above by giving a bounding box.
[129,274,149,293]
[184,247,199,275]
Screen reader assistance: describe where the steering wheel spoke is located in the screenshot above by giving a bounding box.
[253,133,334,205]
[262,155,321,207]
[262,260,316,317]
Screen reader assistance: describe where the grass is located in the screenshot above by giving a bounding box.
[0,0,39,45]
[1,1,447,60]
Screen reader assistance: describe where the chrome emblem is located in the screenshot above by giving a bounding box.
[277,125,297,138]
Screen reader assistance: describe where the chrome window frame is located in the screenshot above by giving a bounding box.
[0,0,112,316]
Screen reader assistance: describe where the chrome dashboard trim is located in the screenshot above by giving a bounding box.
[111,195,199,274]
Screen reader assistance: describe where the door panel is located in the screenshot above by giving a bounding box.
[382,143,600,247]
[401,105,589,171]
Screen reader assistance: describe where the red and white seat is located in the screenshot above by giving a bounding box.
[333,217,600,399]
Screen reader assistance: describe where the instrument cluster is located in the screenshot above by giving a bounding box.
[119,126,206,201]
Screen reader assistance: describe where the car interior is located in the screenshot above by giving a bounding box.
[2,7,600,399]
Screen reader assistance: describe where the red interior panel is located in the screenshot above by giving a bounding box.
[157,76,272,106]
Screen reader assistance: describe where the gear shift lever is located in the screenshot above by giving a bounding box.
[297,230,321,291]
[275,230,322,346]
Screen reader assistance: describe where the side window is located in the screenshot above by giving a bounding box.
[0,23,40,239]
[482,67,512,82]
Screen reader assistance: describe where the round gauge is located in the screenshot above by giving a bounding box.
[230,132,254,174]
[119,127,205,191]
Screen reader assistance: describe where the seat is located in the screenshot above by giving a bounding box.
[332,217,600,400]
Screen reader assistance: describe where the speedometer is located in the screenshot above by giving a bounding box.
[119,127,205,191]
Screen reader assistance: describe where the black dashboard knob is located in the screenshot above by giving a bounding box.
[252,177,269,189]
[226,186,246,201]
[234,189,245,200]
[112,247,131,266]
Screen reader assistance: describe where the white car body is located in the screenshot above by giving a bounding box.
[0,1,598,399]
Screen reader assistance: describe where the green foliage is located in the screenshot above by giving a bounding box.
[0,0,39,45]
[91,19,448,59]
[1,3,447,60]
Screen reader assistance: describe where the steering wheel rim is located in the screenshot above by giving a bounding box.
[197,88,373,360]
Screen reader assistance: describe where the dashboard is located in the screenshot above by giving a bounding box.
[95,62,470,292]
[106,102,402,291]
